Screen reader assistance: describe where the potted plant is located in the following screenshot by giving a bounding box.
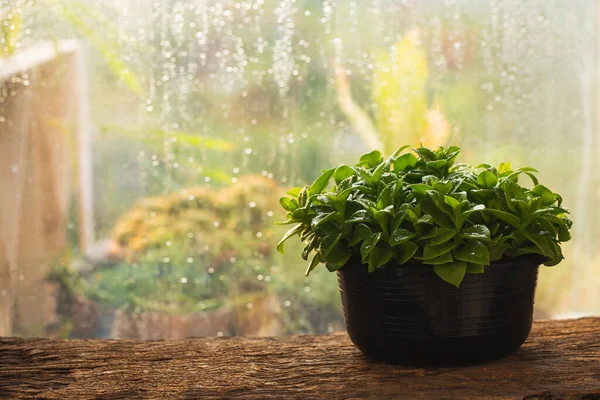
[277,145,572,366]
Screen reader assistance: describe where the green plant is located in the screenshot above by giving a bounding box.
[58,175,281,314]
[277,145,573,287]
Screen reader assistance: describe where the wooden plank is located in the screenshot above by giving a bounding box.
[0,41,88,335]
[0,318,599,399]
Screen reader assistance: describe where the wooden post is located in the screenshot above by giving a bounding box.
[0,40,93,336]
[0,72,34,336]
[73,45,95,254]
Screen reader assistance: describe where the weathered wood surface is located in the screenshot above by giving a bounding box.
[0,318,599,399]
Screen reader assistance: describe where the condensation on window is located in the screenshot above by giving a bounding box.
[0,0,597,339]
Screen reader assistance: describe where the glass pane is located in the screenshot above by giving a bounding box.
[0,0,597,338]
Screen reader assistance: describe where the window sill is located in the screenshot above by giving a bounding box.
[0,318,599,399]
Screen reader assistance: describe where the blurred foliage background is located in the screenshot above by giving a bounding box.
[2,0,598,337]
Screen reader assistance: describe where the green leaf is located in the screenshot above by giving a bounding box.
[510,199,531,217]
[477,171,498,189]
[498,162,512,174]
[544,257,563,267]
[444,195,461,212]
[395,241,419,264]
[431,227,457,245]
[393,153,418,172]
[305,253,322,276]
[434,261,467,288]
[391,145,411,159]
[277,224,303,253]
[512,246,546,257]
[470,189,496,202]
[376,184,393,210]
[374,209,392,234]
[488,243,510,261]
[414,147,436,161]
[313,193,334,206]
[427,160,448,171]
[423,241,457,261]
[524,232,556,258]
[445,146,461,159]
[453,241,490,265]
[349,223,373,246]
[309,168,335,196]
[506,167,539,181]
[393,177,406,197]
[325,242,353,271]
[433,181,453,195]
[391,210,407,231]
[420,198,455,229]
[422,175,439,186]
[358,150,384,168]
[487,208,520,227]
[311,212,340,228]
[390,228,416,246]
[351,183,375,196]
[301,235,318,260]
[334,188,353,212]
[409,184,432,196]
[360,233,382,262]
[554,193,564,207]
[532,184,555,205]
[488,223,500,236]
[425,251,454,265]
[356,168,374,185]
[372,161,389,184]
[532,207,569,217]
[291,208,308,221]
[419,226,438,241]
[416,214,433,225]
[466,263,485,274]
[334,166,355,185]
[525,172,539,186]
[461,224,491,242]
[529,217,557,237]
[502,180,526,207]
[404,209,418,224]
[298,187,308,206]
[319,233,343,258]
[457,204,486,226]
[286,187,302,197]
[547,216,571,242]
[368,246,393,272]
[279,197,298,212]
[347,210,371,224]
[426,191,455,220]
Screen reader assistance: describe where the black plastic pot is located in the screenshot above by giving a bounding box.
[337,256,541,366]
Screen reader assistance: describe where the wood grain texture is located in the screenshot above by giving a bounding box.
[0,318,599,399]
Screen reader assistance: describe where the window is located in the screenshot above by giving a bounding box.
[0,0,597,339]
